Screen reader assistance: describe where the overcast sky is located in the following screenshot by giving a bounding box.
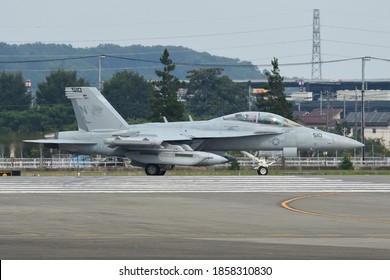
[2,0,390,80]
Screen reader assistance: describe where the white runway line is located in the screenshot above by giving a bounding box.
[1,176,390,193]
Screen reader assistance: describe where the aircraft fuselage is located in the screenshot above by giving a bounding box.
[55,120,361,156]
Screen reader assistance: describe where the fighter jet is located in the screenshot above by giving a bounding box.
[24,87,363,175]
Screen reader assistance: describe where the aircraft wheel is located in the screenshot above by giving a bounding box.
[257,166,268,176]
[145,164,160,176]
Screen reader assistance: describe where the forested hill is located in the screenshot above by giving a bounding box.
[0,43,264,87]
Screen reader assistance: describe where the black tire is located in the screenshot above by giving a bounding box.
[145,164,160,176]
[257,166,268,176]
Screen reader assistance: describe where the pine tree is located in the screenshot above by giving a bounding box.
[256,58,293,119]
[149,49,184,122]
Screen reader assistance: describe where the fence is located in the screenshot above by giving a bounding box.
[1,156,390,169]
[0,157,93,169]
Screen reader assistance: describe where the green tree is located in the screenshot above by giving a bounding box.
[365,138,390,157]
[0,104,76,158]
[0,105,75,134]
[36,69,89,105]
[334,120,351,136]
[186,68,248,118]
[339,152,353,170]
[256,58,293,119]
[149,48,185,122]
[103,70,153,120]
[0,72,30,111]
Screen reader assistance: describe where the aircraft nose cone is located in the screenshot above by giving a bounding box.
[333,135,364,150]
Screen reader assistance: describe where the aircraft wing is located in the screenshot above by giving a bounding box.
[114,132,193,142]
[107,129,281,149]
[182,129,281,139]
[104,133,194,149]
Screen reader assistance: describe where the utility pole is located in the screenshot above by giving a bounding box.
[326,91,330,132]
[343,94,346,120]
[98,55,106,91]
[247,81,252,111]
[361,56,370,162]
[354,87,358,140]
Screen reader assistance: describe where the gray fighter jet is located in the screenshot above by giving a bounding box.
[25,87,363,175]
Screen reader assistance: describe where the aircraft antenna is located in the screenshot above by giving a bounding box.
[311,9,322,80]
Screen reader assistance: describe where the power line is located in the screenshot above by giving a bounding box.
[0,54,388,70]
[323,39,390,49]
[0,11,310,30]
[277,57,362,67]
[0,39,312,61]
[106,55,260,69]
[95,55,366,68]
[323,24,390,34]
[4,25,312,45]
[0,55,97,64]
[371,56,390,62]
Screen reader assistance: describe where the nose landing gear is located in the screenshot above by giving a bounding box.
[257,166,268,176]
[241,151,277,176]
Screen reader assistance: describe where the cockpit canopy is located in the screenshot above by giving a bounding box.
[222,112,301,127]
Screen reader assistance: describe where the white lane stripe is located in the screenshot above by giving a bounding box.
[1,176,390,193]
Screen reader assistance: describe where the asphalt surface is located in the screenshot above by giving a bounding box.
[0,175,389,259]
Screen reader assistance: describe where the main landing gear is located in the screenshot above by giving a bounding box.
[144,164,175,176]
[145,164,166,176]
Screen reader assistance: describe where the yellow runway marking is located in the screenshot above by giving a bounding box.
[281,193,390,225]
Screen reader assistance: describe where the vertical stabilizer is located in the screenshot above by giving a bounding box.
[65,87,129,131]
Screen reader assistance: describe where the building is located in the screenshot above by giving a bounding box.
[345,112,390,148]
[337,90,390,101]
[294,108,343,130]
[286,91,313,101]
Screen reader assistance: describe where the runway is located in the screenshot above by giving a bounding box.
[2,175,390,193]
[0,175,390,259]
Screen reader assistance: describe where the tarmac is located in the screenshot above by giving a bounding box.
[0,175,389,259]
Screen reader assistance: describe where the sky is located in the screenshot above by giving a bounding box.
[2,0,390,80]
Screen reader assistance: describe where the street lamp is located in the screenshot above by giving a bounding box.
[361,56,370,162]
[98,55,106,91]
